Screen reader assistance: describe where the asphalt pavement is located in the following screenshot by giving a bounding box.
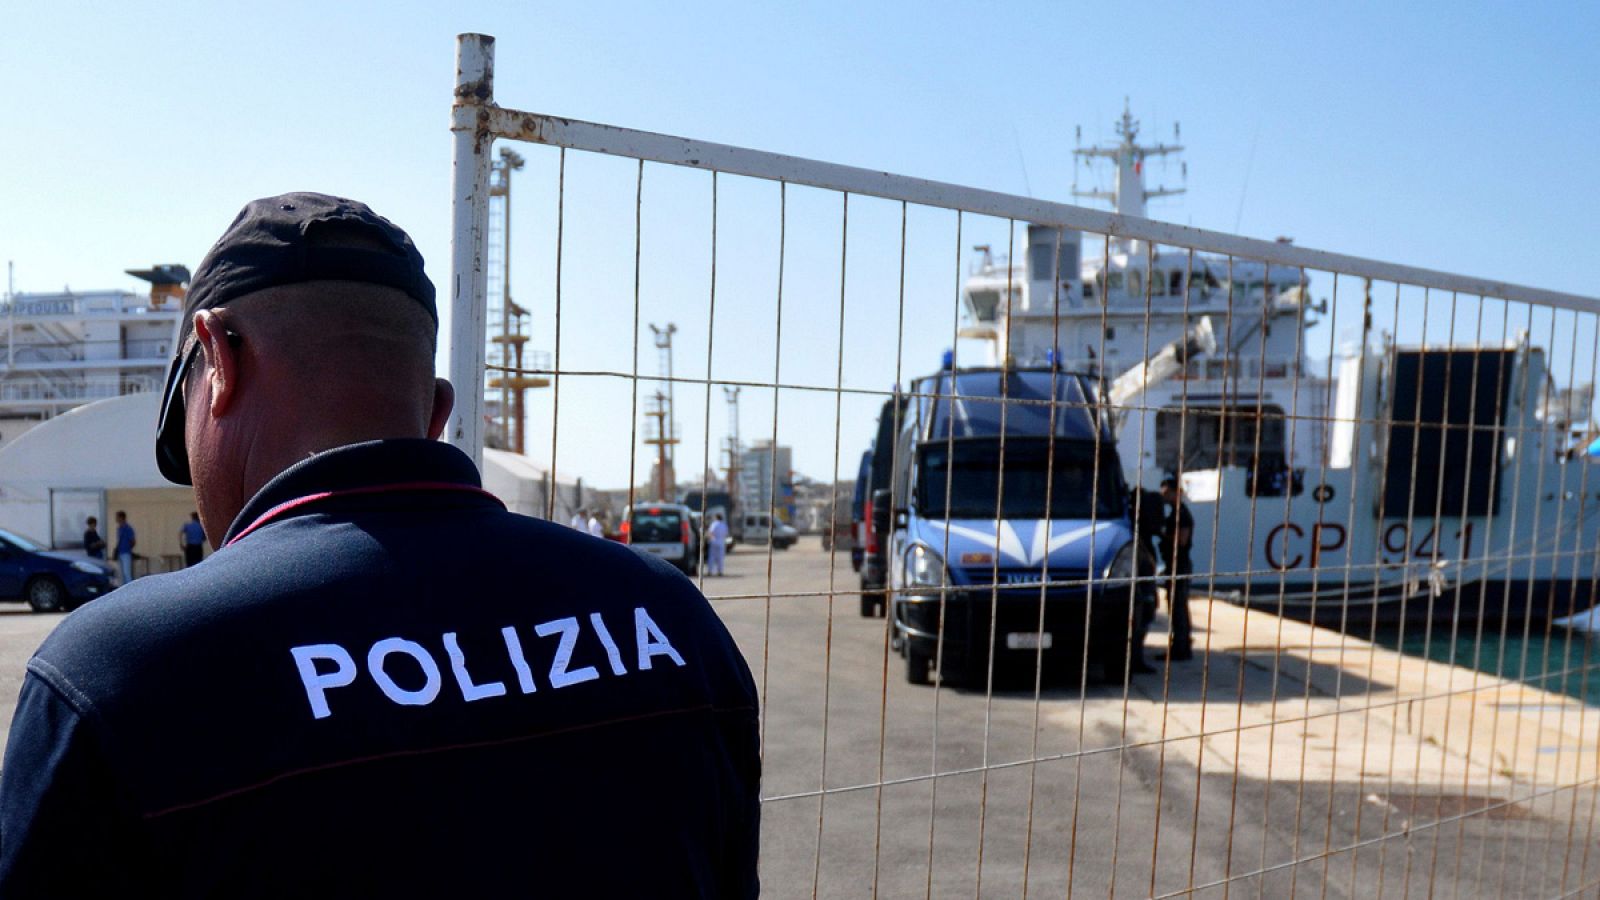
[701,543,1600,899]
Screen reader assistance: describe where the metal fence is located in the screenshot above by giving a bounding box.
[447,34,1600,898]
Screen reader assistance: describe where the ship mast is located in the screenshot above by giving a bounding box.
[1072,99,1185,227]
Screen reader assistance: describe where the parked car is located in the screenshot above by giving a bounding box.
[0,528,115,612]
[738,512,798,550]
[849,449,869,573]
[858,395,908,616]
[621,503,699,575]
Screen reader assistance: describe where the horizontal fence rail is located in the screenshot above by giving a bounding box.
[451,33,1600,899]
[487,108,1600,318]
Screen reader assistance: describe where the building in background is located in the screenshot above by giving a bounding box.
[739,440,793,522]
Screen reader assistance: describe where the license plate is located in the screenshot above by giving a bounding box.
[1005,632,1053,650]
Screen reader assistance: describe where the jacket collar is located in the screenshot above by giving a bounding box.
[222,439,489,546]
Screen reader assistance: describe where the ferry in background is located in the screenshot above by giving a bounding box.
[956,106,1600,629]
[0,265,186,452]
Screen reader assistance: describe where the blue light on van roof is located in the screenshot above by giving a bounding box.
[940,349,955,370]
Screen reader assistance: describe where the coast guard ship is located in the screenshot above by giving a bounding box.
[953,107,1600,629]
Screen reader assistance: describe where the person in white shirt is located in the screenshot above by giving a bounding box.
[587,511,606,539]
[568,507,587,531]
[705,513,729,576]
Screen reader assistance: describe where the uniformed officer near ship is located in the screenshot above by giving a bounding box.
[0,193,761,897]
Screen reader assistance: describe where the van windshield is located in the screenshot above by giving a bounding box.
[915,438,1123,521]
[630,508,684,543]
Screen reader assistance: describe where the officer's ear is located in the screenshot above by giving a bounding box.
[427,378,455,440]
[193,310,240,419]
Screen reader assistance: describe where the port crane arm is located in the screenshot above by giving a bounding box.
[1105,316,1217,409]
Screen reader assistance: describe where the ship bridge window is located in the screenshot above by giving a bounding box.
[1128,270,1143,298]
[1155,405,1295,495]
[1152,269,1177,297]
[967,289,1001,323]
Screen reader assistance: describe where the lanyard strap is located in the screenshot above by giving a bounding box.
[225,482,504,548]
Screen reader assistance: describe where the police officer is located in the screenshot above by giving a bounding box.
[1125,487,1166,674]
[179,511,206,567]
[1158,475,1195,661]
[0,193,761,896]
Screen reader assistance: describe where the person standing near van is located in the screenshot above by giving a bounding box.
[82,518,106,561]
[179,512,206,567]
[113,511,136,584]
[706,513,728,576]
[1158,476,1194,662]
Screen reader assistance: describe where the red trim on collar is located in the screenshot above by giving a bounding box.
[225,482,504,548]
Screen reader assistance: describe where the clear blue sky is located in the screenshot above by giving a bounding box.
[3,2,1596,491]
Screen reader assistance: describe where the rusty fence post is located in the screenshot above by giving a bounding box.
[447,32,495,470]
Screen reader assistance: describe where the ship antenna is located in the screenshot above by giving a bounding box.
[1074,100,1184,224]
[1012,124,1034,197]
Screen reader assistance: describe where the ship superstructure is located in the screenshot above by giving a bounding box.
[0,266,186,451]
[956,106,1599,627]
[961,104,1324,496]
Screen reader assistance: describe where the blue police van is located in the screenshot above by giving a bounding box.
[882,365,1154,685]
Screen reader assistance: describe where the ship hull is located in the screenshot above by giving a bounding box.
[1212,577,1600,632]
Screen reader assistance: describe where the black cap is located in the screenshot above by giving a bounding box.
[154,192,436,485]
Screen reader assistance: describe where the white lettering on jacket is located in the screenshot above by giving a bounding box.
[289,607,686,720]
[534,617,600,689]
[635,607,687,671]
[290,644,357,720]
[444,631,508,702]
[368,638,443,707]
[501,626,537,694]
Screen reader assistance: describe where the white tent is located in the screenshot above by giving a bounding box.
[0,394,588,555]
[482,447,588,523]
[0,393,191,558]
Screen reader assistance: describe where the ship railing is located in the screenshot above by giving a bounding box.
[0,373,160,404]
[447,34,1600,898]
[0,337,173,365]
[0,291,177,318]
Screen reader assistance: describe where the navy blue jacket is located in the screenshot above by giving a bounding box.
[0,440,760,897]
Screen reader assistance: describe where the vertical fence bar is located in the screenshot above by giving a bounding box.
[447,33,496,470]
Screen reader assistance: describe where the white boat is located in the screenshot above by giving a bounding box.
[0,266,185,452]
[960,107,1600,628]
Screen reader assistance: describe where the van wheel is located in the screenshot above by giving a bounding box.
[906,650,931,685]
[26,577,66,613]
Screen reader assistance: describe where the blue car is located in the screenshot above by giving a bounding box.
[0,528,115,612]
